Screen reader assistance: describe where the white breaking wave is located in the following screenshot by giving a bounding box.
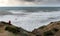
[0,11,60,31]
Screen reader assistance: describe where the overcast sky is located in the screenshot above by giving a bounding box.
[0,0,60,7]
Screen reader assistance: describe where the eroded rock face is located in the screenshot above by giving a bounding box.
[32,21,60,36]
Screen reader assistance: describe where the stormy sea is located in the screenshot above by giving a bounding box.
[0,7,60,31]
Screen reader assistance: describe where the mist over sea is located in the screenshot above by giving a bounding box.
[0,7,60,31]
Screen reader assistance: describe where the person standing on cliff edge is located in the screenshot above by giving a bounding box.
[8,20,11,25]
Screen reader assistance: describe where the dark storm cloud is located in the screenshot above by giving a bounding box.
[2,0,60,6]
[18,0,35,2]
[18,0,41,2]
[24,0,35,2]
[17,0,60,4]
[10,0,60,6]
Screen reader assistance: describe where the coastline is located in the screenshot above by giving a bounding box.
[0,21,60,36]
